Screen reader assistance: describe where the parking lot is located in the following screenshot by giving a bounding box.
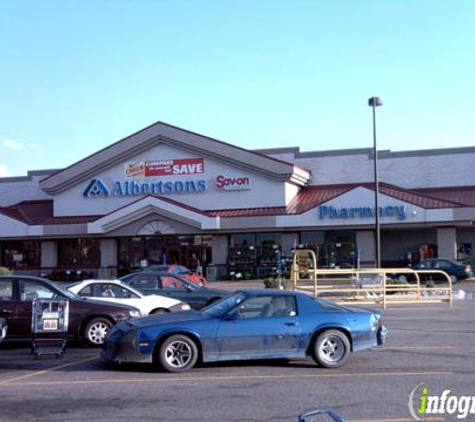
[1,282,474,422]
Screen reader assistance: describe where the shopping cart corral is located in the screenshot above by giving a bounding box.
[31,298,69,358]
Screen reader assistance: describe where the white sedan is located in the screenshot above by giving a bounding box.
[68,279,191,316]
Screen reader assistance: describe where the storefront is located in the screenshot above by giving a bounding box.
[1,121,475,280]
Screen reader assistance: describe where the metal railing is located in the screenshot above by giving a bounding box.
[291,250,453,309]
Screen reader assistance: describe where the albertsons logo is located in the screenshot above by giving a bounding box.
[408,383,475,420]
[83,179,109,198]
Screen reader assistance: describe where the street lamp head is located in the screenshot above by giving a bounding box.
[368,97,383,107]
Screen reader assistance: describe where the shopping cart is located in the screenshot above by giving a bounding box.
[31,298,69,358]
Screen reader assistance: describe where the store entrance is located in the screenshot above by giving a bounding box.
[118,235,213,276]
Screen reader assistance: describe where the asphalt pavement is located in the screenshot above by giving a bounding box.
[1,281,474,421]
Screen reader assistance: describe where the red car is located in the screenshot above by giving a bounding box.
[143,265,209,287]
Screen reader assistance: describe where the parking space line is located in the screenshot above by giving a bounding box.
[0,370,453,387]
[0,355,98,386]
[375,346,454,351]
[349,418,444,422]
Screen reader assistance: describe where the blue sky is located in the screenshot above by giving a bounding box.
[1,0,474,176]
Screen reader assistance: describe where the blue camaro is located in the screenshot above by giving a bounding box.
[101,290,387,372]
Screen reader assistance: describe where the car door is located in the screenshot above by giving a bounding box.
[157,275,205,309]
[215,295,301,359]
[127,273,160,295]
[433,259,455,280]
[0,278,19,336]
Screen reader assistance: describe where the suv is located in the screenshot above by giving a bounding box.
[0,276,140,346]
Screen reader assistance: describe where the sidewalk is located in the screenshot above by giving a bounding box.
[208,279,265,291]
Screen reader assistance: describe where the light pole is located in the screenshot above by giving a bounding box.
[368,97,382,268]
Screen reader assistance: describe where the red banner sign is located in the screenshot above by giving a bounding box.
[125,158,204,178]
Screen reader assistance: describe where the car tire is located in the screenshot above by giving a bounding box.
[449,275,458,284]
[151,308,169,315]
[84,317,112,346]
[158,334,198,373]
[312,329,351,368]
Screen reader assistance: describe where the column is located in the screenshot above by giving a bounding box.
[437,227,457,260]
[41,241,57,275]
[210,235,228,281]
[99,238,118,279]
[356,231,376,268]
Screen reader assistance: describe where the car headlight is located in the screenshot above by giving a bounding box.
[169,302,191,312]
[129,310,141,318]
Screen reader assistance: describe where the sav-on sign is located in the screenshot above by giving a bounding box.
[216,175,251,190]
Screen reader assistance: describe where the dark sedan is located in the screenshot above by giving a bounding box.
[0,276,141,346]
[394,258,473,283]
[120,272,227,310]
[102,290,387,372]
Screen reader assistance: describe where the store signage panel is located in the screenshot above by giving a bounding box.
[318,205,407,220]
[216,175,251,191]
[125,158,204,178]
[83,178,207,198]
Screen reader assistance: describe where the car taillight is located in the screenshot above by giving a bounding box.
[464,265,472,273]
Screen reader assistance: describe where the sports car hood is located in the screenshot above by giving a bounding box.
[129,310,210,328]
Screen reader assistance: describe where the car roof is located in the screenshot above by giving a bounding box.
[80,279,124,284]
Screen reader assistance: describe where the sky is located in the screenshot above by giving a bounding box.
[1,0,474,177]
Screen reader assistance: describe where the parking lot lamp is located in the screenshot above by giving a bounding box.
[368,97,383,268]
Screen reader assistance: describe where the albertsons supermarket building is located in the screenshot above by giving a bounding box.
[1,122,474,279]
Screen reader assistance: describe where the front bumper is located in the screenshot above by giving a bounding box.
[377,326,388,346]
[101,325,153,364]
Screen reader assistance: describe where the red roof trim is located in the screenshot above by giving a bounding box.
[1,183,473,225]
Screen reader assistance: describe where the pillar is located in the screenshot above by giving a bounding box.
[99,238,118,279]
[41,241,57,275]
[437,227,457,260]
[356,230,376,268]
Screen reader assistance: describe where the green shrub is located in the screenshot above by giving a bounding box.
[0,266,12,275]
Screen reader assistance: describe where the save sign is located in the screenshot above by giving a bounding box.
[125,158,205,178]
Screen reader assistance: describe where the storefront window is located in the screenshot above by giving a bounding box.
[228,233,283,279]
[0,240,40,269]
[57,239,100,267]
[229,233,256,247]
[300,231,357,268]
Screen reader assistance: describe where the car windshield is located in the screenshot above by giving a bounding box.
[118,283,143,297]
[50,281,81,300]
[201,292,246,317]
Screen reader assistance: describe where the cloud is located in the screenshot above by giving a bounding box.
[0,164,10,177]
[3,138,25,150]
